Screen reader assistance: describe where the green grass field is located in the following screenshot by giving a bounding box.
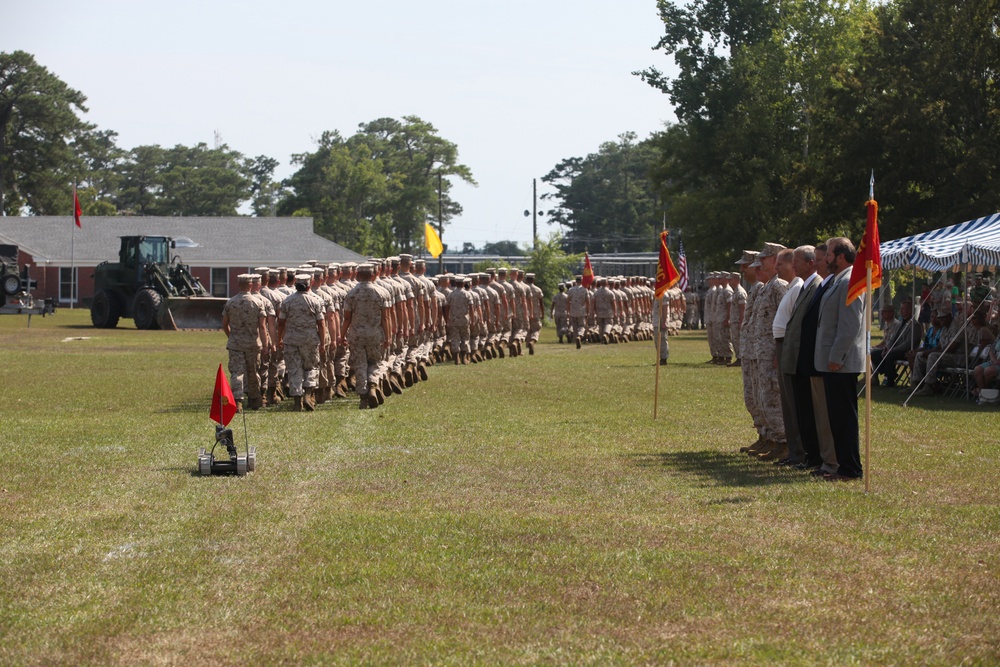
[1,309,997,665]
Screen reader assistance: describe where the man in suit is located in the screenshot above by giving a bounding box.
[777,246,822,467]
[815,237,866,481]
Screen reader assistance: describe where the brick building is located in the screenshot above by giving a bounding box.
[0,216,365,306]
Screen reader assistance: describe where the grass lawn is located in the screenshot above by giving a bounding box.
[1,309,997,665]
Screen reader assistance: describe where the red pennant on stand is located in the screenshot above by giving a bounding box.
[210,364,238,426]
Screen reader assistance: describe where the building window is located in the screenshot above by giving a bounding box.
[59,267,77,303]
[211,268,228,298]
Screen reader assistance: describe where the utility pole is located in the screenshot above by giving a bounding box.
[532,178,538,250]
[437,171,444,274]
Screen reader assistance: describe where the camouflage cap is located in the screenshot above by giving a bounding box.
[294,273,312,283]
[758,242,786,258]
[399,253,413,262]
[356,264,373,278]
[237,273,253,284]
[254,266,270,274]
[736,250,759,266]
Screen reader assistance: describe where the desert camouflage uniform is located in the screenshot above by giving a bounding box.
[567,284,589,342]
[752,274,788,444]
[280,290,324,398]
[223,291,265,403]
[344,280,387,397]
[741,280,765,435]
[729,282,747,360]
[446,285,473,356]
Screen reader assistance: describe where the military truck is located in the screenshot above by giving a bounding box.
[90,235,227,330]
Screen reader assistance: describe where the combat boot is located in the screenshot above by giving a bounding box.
[746,438,770,456]
[315,387,328,405]
[249,396,264,411]
[389,374,404,395]
[404,368,415,386]
[381,376,392,396]
[274,384,285,401]
[292,396,303,412]
[759,441,788,462]
[558,335,564,344]
[417,362,428,381]
[497,344,505,359]
[739,435,762,453]
[367,387,379,409]
[303,389,315,411]
[334,378,347,398]
[576,337,582,349]
[359,395,368,410]
[528,341,535,355]
[374,386,385,406]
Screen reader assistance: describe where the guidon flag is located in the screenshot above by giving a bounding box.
[654,230,680,298]
[846,186,882,306]
[582,253,595,288]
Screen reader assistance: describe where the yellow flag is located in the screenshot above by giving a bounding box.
[425,222,443,258]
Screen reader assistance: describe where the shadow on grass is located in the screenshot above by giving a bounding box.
[865,386,988,412]
[628,450,804,488]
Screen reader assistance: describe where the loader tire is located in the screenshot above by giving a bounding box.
[90,290,122,329]
[133,288,163,330]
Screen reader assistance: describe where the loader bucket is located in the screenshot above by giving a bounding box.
[159,296,228,330]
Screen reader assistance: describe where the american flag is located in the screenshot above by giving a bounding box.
[677,240,688,291]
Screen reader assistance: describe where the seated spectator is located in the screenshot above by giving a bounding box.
[973,336,1000,403]
[905,309,950,394]
[914,304,978,396]
[872,299,921,386]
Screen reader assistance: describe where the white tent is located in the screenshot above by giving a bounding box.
[881,212,1000,271]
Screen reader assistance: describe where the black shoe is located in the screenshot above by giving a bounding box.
[576,337,581,349]
[659,359,667,366]
[809,468,828,477]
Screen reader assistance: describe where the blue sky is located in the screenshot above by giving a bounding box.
[4,0,677,247]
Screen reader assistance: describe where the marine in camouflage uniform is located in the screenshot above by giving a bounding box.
[342,263,391,409]
[524,273,544,354]
[551,284,568,343]
[593,278,616,344]
[278,273,325,411]
[566,276,589,349]
[251,270,278,405]
[746,243,789,460]
[445,275,474,363]
[737,252,766,453]
[222,274,268,410]
[727,270,748,366]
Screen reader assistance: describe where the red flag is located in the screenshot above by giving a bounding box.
[582,253,595,287]
[210,363,238,426]
[654,230,680,298]
[73,189,82,228]
[846,198,882,305]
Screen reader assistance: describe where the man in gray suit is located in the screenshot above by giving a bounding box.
[815,237,867,480]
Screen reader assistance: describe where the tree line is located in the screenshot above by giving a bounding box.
[543,0,1000,265]
[0,51,474,257]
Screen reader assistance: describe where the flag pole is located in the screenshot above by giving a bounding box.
[653,213,666,420]
[864,261,873,494]
[70,183,76,309]
[654,313,661,419]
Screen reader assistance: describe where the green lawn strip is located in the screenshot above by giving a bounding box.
[0,311,997,664]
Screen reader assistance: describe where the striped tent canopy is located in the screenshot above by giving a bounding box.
[881,212,1000,270]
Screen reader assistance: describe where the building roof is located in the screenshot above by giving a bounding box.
[0,216,366,267]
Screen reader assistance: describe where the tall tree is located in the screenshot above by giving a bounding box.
[279,117,475,255]
[636,0,869,263]
[542,132,661,253]
[0,50,91,215]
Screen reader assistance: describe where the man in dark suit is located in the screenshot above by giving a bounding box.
[814,237,866,480]
[777,245,822,467]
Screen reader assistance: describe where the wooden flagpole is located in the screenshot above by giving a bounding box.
[864,261,873,493]
[654,314,661,419]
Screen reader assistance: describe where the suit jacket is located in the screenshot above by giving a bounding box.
[815,266,866,374]
[779,273,820,374]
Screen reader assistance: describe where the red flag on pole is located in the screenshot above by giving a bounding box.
[73,189,82,228]
[846,197,882,305]
[582,253,595,287]
[654,230,680,298]
[210,363,238,426]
